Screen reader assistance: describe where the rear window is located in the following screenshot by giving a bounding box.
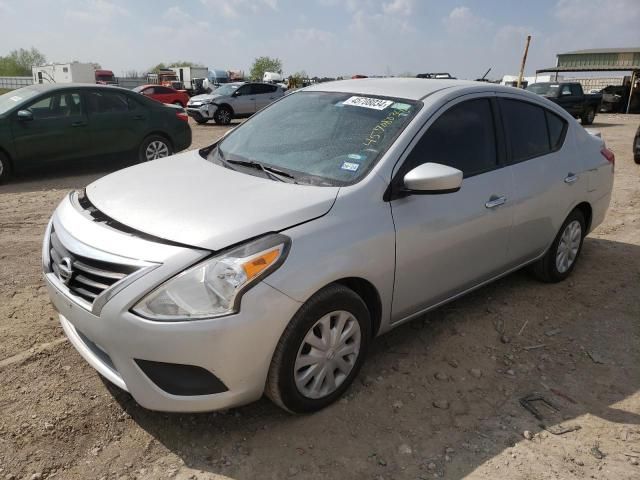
[500,99,568,163]
[501,99,550,163]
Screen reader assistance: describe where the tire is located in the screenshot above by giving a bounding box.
[194,116,209,125]
[138,135,172,163]
[581,108,595,125]
[0,151,12,184]
[634,138,640,165]
[266,284,371,414]
[529,209,586,283]
[213,106,232,125]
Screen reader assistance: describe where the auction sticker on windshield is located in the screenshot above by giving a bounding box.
[343,96,393,110]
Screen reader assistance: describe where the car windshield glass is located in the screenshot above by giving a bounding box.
[0,87,40,114]
[526,83,560,96]
[213,91,419,186]
[213,84,240,96]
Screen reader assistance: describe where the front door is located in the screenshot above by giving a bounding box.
[11,90,90,167]
[390,96,514,322]
[231,84,256,115]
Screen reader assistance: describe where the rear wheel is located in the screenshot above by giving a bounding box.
[0,151,12,184]
[581,108,595,125]
[138,135,172,163]
[266,284,370,413]
[214,106,232,125]
[529,209,586,283]
[194,116,209,125]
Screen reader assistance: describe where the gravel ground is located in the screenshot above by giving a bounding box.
[0,115,639,480]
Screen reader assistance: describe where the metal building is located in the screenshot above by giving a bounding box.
[537,47,640,113]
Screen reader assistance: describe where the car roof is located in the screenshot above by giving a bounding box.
[303,78,530,101]
[18,83,132,93]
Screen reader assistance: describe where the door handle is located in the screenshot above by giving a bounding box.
[485,195,507,209]
[564,173,578,184]
[71,121,87,127]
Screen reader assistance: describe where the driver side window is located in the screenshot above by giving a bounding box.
[235,85,250,96]
[28,92,83,120]
[402,98,499,179]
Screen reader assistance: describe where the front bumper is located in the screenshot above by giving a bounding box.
[186,103,217,119]
[44,195,301,412]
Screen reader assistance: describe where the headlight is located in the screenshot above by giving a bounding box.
[133,234,290,321]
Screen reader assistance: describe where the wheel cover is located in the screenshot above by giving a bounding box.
[556,220,582,273]
[0,158,4,176]
[145,140,169,161]
[294,310,361,399]
[588,110,595,122]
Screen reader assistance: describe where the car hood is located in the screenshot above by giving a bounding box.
[85,150,340,251]
[189,93,222,103]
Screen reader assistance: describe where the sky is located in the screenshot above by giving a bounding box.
[0,0,639,80]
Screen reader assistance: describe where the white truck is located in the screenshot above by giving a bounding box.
[263,71,283,83]
[32,63,95,84]
[171,66,209,94]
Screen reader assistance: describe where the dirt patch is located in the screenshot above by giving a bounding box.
[1,116,639,479]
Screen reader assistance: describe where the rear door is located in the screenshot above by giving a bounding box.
[84,90,148,156]
[498,97,583,265]
[10,90,90,166]
[254,84,278,110]
[390,95,514,322]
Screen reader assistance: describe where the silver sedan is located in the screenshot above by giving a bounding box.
[43,78,614,413]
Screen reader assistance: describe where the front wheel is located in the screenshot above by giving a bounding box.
[213,106,232,125]
[266,284,371,413]
[529,209,586,283]
[138,135,172,163]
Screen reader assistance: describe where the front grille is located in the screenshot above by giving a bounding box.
[49,227,139,304]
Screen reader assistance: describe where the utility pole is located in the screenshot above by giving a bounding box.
[517,35,532,89]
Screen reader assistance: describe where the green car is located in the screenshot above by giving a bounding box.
[0,84,192,183]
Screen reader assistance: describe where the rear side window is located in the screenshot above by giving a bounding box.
[500,99,568,163]
[86,91,129,114]
[546,110,567,150]
[500,99,550,163]
[403,98,498,178]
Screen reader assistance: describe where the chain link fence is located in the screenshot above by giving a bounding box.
[0,76,34,90]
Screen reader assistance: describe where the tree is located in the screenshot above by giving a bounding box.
[250,56,282,81]
[0,47,46,76]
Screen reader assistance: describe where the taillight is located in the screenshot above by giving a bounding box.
[176,111,188,122]
[601,147,615,168]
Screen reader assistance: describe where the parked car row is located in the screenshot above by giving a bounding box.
[0,84,192,182]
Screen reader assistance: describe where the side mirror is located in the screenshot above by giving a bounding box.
[403,162,463,194]
[17,109,33,122]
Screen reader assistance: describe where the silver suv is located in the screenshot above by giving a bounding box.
[43,79,613,414]
[186,82,284,125]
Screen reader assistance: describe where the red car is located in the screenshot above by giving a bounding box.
[133,84,190,107]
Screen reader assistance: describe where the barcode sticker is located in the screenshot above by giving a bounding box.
[343,96,393,110]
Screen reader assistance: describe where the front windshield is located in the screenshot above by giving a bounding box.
[215,91,419,185]
[0,87,40,115]
[213,84,240,96]
[526,83,560,97]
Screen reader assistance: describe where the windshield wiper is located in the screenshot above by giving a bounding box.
[225,158,297,183]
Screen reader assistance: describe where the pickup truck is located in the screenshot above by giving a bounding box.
[526,82,602,125]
